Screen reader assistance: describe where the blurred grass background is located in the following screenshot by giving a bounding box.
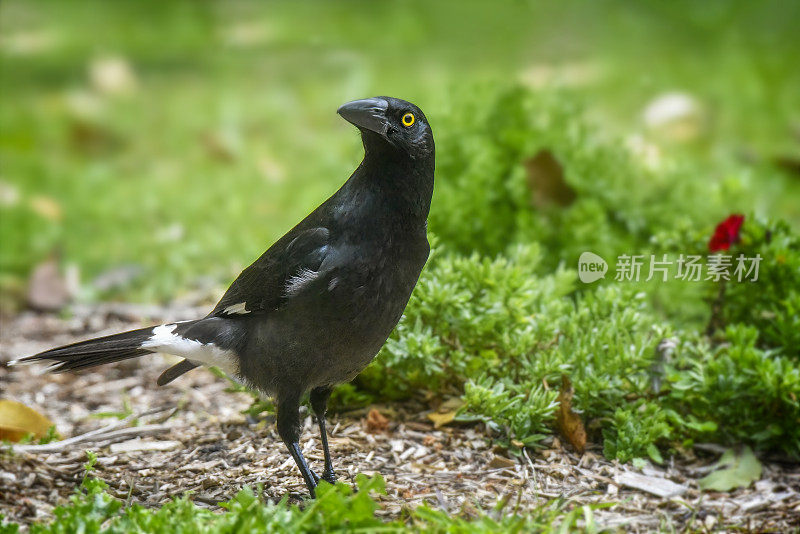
[1,0,798,304]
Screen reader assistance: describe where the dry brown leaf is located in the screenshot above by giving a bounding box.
[525,149,576,208]
[201,131,237,162]
[556,374,586,453]
[69,120,122,153]
[27,257,69,312]
[365,408,389,434]
[487,455,517,469]
[0,399,55,442]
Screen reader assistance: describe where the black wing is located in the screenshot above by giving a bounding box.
[211,226,331,317]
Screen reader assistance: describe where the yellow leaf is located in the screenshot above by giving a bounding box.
[29,196,62,221]
[0,399,55,442]
[427,410,457,428]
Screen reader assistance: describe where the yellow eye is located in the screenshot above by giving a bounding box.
[401,112,415,127]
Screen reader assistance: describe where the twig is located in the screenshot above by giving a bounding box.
[434,487,449,513]
[573,466,620,488]
[7,420,128,453]
[5,407,174,454]
[9,424,173,453]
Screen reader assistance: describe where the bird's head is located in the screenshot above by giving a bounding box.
[337,97,434,163]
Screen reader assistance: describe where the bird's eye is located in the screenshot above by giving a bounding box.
[401,113,415,127]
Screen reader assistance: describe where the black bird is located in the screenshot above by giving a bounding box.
[11,97,435,497]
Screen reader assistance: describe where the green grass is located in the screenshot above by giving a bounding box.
[0,454,610,533]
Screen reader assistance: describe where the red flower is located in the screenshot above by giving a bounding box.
[708,214,744,252]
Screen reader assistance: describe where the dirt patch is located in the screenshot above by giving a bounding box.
[1,309,799,531]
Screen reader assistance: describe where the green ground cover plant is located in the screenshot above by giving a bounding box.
[0,454,603,533]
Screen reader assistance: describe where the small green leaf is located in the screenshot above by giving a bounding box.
[646,443,663,464]
[699,446,762,492]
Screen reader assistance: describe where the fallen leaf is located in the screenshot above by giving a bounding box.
[426,397,464,429]
[27,256,70,311]
[89,56,138,95]
[202,131,237,162]
[773,154,800,176]
[0,181,20,207]
[427,410,456,429]
[2,30,58,56]
[0,400,55,442]
[519,61,600,89]
[556,374,586,453]
[91,264,144,292]
[222,22,273,47]
[699,446,762,492]
[615,471,687,498]
[487,455,517,469]
[29,195,62,221]
[365,408,389,434]
[69,120,123,154]
[642,91,704,142]
[525,149,576,208]
[257,154,286,184]
[439,397,465,412]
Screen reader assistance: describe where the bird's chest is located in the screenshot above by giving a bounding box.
[332,235,427,320]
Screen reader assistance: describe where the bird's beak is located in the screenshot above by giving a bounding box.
[337,98,389,137]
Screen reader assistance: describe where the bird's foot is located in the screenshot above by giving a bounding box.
[310,469,320,485]
[321,470,337,485]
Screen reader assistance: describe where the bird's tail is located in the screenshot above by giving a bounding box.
[9,323,191,373]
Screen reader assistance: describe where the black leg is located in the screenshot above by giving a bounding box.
[310,386,336,484]
[276,393,318,497]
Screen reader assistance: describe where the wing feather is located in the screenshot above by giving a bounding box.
[212,226,331,316]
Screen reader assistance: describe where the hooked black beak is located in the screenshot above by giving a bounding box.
[337,98,389,137]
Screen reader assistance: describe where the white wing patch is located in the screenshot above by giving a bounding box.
[284,268,319,297]
[141,324,239,376]
[223,302,249,315]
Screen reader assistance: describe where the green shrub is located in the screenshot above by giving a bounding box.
[459,378,557,449]
[719,218,800,357]
[655,214,800,356]
[603,401,671,463]
[665,325,800,456]
[430,85,736,269]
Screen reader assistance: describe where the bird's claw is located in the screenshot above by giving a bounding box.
[321,470,337,485]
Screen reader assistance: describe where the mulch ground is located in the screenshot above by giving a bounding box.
[1,307,799,532]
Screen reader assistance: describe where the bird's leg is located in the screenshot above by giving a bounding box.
[276,393,318,497]
[310,386,337,484]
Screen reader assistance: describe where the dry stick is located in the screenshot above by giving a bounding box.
[572,465,620,488]
[6,407,174,454]
[9,424,173,454]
